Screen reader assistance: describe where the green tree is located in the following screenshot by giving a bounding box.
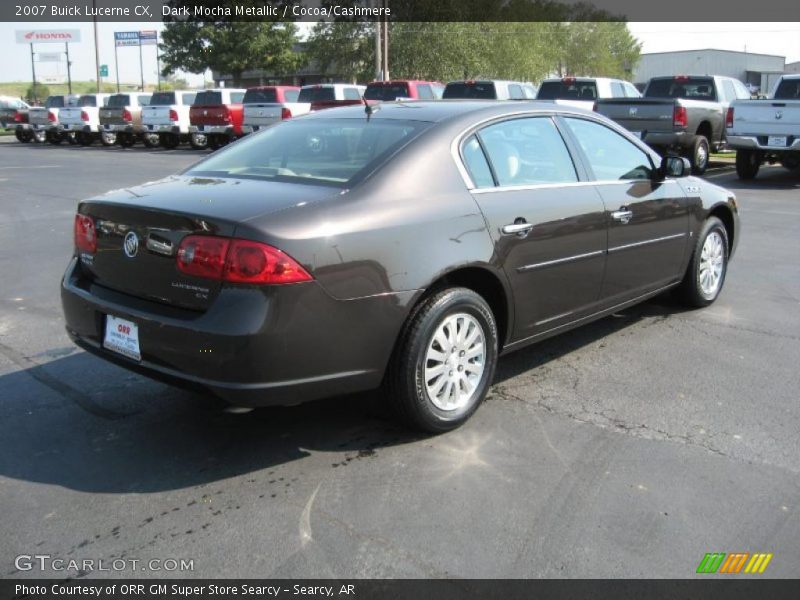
[549,22,641,79]
[305,21,375,83]
[26,83,50,103]
[160,21,303,84]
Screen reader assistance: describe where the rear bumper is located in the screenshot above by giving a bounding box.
[31,123,57,132]
[102,123,137,134]
[642,131,696,149]
[144,123,182,134]
[60,257,412,406]
[189,125,234,136]
[59,123,93,133]
[726,134,800,152]
[241,122,276,134]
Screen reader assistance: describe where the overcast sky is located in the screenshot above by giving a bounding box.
[0,21,798,87]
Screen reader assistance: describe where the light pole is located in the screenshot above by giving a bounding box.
[93,0,100,91]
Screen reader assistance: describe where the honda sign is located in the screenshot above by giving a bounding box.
[16,29,82,44]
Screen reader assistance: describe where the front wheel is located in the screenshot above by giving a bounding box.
[676,217,729,308]
[385,288,498,433]
[735,149,760,179]
[688,135,709,175]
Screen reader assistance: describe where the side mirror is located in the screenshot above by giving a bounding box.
[660,155,691,178]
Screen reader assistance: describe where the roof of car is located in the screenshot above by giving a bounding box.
[301,99,594,123]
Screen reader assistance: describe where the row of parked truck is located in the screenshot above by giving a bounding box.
[5,74,799,180]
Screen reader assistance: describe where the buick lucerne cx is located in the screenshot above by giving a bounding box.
[61,102,739,431]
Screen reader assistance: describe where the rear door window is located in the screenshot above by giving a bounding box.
[477,117,578,186]
[611,82,625,97]
[461,135,494,188]
[563,117,654,181]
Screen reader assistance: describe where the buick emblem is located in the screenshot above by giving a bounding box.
[629,107,638,117]
[775,110,783,120]
[123,231,139,258]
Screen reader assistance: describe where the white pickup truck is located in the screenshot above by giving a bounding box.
[141,90,198,149]
[58,94,113,145]
[726,74,800,179]
[241,86,308,134]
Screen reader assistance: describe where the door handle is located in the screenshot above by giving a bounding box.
[501,222,534,237]
[611,209,633,224]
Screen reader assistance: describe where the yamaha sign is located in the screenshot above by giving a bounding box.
[15,29,82,44]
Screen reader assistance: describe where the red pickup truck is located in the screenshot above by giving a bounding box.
[188,88,246,150]
[364,80,445,101]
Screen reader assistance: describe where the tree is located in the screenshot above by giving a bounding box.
[305,21,375,83]
[26,83,50,104]
[549,22,641,79]
[160,21,303,83]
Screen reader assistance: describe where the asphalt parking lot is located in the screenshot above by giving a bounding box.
[1,140,798,579]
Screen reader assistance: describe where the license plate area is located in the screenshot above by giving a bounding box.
[103,315,141,361]
[768,135,787,147]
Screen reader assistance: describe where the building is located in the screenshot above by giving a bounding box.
[785,61,800,74]
[633,49,785,94]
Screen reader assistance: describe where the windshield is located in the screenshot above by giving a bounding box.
[774,79,800,99]
[298,87,336,102]
[365,83,411,101]
[149,92,175,106]
[537,81,598,100]
[646,78,716,100]
[443,82,497,99]
[78,96,97,107]
[186,118,429,187]
[243,89,278,104]
[107,95,130,108]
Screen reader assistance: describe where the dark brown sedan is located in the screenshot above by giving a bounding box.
[61,101,740,431]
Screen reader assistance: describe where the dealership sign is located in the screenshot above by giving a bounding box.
[139,30,157,46]
[38,52,63,62]
[15,29,82,44]
[114,31,140,47]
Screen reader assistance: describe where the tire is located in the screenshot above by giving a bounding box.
[159,133,179,149]
[65,132,77,145]
[46,131,62,145]
[688,135,709,175]
[676,217,729,308]
[780,155,800,171]
[142,133,160,148]
[190,132,208,150]
[118,133,135,148]
[208,135,223,150]
[32,129,47,143]
[735,149,760,179]
[15,129,32,143]
[100,131,116,146]
[385,287,498,433]
[76,132,94,146]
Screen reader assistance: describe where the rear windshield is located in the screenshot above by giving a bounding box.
[646,78,716,100]
[194,91,222,105]
[298,87,336,102]
[443,82,497,99]
[364,83,411,101]
[773,78,800,100]
[45,96,65,108]
[107,95,130,108]
[149,92,175,106]
[186,118,429,187]
[243,89,278,104]
[537,81,598,100]
[78,96,97,107]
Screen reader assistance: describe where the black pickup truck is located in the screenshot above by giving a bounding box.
[594,75,751,175]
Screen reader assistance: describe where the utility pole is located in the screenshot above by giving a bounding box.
[65,43,73,94]
[114,43,120,93]
[92,0,100,91]
[29,43,37,102]
[382,0,389,81]
[369,0,382,80]
[156,30,162,91]
[138,39,145,91]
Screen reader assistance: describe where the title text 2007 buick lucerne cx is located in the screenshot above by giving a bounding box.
[62,101,739,431]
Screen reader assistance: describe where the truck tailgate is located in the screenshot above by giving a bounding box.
[595,98,676,134]
[142,105,174,126]
[29,107,53,127]
[730,100,800,137]
[59,107,84,124]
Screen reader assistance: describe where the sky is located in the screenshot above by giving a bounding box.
[0,21,798,87]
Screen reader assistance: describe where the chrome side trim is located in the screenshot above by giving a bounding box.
[535,310,575,326]
[607,232,685,254]
[517,250,604,273]
[470,178,679,195]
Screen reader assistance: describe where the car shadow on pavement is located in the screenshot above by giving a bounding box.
[0,296,688,495]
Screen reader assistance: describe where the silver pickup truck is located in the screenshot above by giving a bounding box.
[28,95,80,144]
[726,74,800,179]
[595,75,751,175]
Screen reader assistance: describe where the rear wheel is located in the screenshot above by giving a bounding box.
[65,132,77,145]
[32,129,47,143]
[190,132,208,150]
[118,133,135,148]
[76,131,94,146]
[208,135,224,150]
[688,135,709,175]
[735,149,760,179]
[100,131,116,146]
[385,288,498,433]
[676,216,729,308]
[15,129,32,143]
[142,132,160,148]
[159,133,179,149]
[46,131,62,145]
[780,154,800,171]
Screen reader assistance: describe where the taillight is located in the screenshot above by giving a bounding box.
[725,107,734,128]
[47,111,57,122]
[176,236,312,285]
[74,214,97,254]
[281,107,292,120]
[80,110,90,122]
[13,111,21,122]
[673,106,688,128]
[169,109,179,121]
[122,108,132,122]
[221,107,231,123]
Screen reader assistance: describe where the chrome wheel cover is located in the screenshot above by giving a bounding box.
[699,231,725,296]
[696,142,708,169]
[424,313,486,412]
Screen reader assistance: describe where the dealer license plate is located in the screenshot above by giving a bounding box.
[767,135,787,147]
[103,315,141,361]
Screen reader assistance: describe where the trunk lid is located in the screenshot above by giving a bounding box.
[594,98,677,133]
[78,176,337,310]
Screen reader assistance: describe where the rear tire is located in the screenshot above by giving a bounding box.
[46,131,62,145]
[32,129,47,143]
[735,149,760,179]
[118,133,135,148]
[190,132,208,150]
[15,129,32,143]
[159,133,179,149]
[142,133,160,148]
[208,135,223,150]
[100,131,116,146]
[676,217,729,308]
[688,135,709,175]
[385,287,498,433]
[77,132,94,146]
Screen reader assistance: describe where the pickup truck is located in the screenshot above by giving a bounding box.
[59,94,113,146]
[241,86,305,134]
[298,84,367,111]
[364,80,445,101]
[442,80,537,100]
[726,74,800,179]
[188,88,246,150]
[141,90,198,149]
[29,95,80,144]
[99,92,152,147]
[536,76,640,110]
[594,75,751,175]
